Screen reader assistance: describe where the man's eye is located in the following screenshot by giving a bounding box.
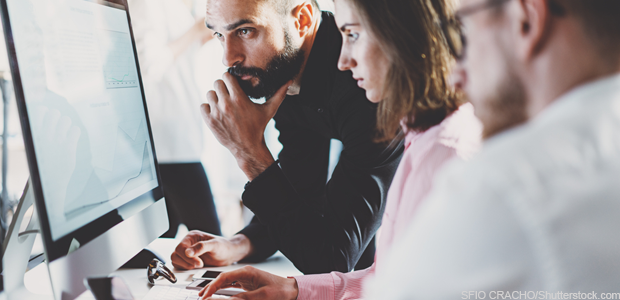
[239,28,252,36]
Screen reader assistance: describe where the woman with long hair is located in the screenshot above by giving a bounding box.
[199,0,481,299]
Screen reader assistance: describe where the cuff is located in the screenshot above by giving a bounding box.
[292,273,335,300]
[236,222,278,263]
[242,161,299,225]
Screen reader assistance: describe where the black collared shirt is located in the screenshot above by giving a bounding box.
[238,12,404,274]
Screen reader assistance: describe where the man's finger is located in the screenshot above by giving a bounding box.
[213,79,230,99]
[170,253,191,270]
[205,91,219,118]
[221,72,245,100]
[264,81,292,116]
[173,241,203,264]
[171,252,200,270]
[186,240,217,258]
[200,104,211,125]
[174,236,195,252]
[201,103,211,115]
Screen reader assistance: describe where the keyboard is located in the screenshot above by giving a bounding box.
[141,285,229,300]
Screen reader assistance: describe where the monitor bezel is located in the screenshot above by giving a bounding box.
[0,0,165,263]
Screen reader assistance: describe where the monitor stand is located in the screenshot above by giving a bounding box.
[2,180,52,299]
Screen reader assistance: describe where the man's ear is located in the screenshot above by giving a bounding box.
[516,0,552,61]
[292,1,315,38]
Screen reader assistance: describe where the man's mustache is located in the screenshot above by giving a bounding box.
[228,66,265,78]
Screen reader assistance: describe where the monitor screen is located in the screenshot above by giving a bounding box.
[2,0,164,262]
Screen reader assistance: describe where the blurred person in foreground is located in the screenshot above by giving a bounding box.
[171,0,405,274]
[196,0,483,298]
[128,0,222,237]
[363,0,620,298]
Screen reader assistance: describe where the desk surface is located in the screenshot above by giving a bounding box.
[24,238,302,300]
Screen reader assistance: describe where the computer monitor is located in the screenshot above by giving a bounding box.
[0,0,168,298]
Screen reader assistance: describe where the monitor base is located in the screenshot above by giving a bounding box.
[2,180,51,299]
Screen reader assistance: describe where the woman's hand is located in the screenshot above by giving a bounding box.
[199,266,299,300]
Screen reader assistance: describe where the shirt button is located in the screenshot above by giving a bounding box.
[317,108,324,113]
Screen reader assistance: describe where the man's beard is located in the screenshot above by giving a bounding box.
[228,30,305,100]
[475,70,528,139]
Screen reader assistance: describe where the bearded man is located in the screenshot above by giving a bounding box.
[170,0,403,275]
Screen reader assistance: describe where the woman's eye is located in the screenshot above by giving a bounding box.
[347,32,359,42]
[214,32,223,38]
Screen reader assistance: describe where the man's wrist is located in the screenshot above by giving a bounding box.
[236,146,275,181]
[229,234,254,262]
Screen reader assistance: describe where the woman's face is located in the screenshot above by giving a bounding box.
[334,0,390,103]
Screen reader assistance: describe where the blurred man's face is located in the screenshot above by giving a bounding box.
[453,0,527,138]
[206,0,305,99]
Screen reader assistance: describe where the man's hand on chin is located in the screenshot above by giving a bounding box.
[201,72,291,181]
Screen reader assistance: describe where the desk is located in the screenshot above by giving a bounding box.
[22,238,302,299]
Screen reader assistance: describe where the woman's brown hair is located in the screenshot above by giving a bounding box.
[346,0,461,142]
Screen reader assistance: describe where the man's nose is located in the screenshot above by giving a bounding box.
[222,40,243,68]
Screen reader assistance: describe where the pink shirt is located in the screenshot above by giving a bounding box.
[294,103,482,300]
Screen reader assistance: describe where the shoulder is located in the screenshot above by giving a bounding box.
[425,106,613,236]
[404,103,483,165]
[436,103,483,160]
[330,82,376,123]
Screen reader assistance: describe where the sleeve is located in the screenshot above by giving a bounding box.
[238,124,331,264]
[237,216,279,262]
[240,89,404,274]
[294,264,375,300]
